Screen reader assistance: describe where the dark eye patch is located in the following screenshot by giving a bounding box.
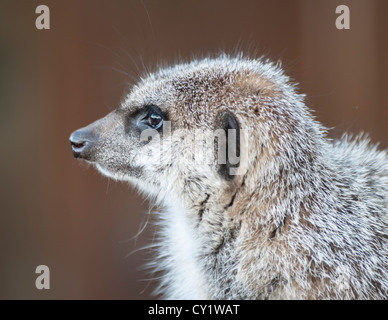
[124,105,169,135]
[135,105,168,132]
[141,105,168,121]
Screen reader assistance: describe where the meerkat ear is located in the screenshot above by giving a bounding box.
[214,111,241,181]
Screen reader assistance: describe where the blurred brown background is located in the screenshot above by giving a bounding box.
[0,0,387,299]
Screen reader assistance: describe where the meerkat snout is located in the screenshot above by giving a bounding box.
[70,54,388,300]
[69,129,89,159]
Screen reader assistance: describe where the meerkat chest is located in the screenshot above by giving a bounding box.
[162,205,211,299]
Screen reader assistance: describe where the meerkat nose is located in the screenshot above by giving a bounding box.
[69,129,91,159]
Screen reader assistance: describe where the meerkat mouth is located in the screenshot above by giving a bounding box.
[95,162,143,181]
[71,142,86,153]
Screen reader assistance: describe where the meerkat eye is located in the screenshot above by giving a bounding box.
[137,106,165,131]
[147,112,163,129]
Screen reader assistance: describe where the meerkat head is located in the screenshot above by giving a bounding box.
[69,54,314,212]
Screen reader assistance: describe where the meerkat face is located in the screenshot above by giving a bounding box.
[69,57,251,203]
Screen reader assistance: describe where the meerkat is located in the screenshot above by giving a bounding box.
[69,54,388,299]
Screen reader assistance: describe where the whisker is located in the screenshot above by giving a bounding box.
[141,0,158,64]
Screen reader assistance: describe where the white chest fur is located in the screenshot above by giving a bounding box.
[160,203,210,299]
